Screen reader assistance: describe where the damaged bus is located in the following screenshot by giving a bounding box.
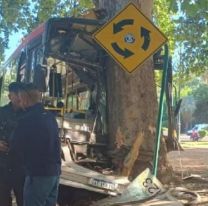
[0,10,180,205]
[0,11,132,204]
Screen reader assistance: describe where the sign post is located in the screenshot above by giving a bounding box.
[153,44,169,176]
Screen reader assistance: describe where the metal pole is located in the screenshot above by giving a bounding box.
[153,44,169,176]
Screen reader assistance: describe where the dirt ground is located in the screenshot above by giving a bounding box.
[168,148,208,178]
[82,145,208,206]
[167,145,208,205]
[13,142,208,206]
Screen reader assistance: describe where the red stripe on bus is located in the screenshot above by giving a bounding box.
[9,23,45,60]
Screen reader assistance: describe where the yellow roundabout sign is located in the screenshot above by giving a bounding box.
[93,3,168,73]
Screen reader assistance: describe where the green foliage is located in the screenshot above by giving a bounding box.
[172,0,208,73]
[180,78,201,97]
[23,0,94,31]
[198,129,207,138]
[179,85,192,97]
[175,16,207,73]
[192,83,208,101]
[192,83,208,123]
[153,0,176,54]
[180,95,196,130]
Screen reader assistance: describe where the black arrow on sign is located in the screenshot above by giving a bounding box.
[113,19,134,34]
[141,27,151,51]
[111,42,134,58]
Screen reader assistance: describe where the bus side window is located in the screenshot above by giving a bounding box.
[17,51,26,82]
[36,48,43,65]
[33,64,47,92]
[48,66,62,97]
[0,76,3,101]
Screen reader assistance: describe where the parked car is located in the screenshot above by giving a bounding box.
[187,124,208,141]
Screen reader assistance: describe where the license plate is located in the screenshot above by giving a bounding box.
[89,178,118,191]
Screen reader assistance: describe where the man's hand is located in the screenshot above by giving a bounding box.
[0,140,9,152]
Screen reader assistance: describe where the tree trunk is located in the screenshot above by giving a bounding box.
[94,0,172,182]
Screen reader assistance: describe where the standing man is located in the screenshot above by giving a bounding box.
[0,82,25,206]
[11,83,61,206]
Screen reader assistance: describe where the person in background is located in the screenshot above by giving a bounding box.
[0,82,25,206]
[11,83,61,206]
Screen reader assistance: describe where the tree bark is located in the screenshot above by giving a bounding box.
[94,0,172,182]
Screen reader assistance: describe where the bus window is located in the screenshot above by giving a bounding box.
[45,18,74,58]
[17,51,26,82]
[33,64,47,92]
[30,50,36,81]
[29,47,44,82]
[48,67,62,97]
[36,48,43,65]
[0,76,3,102]
[78,90,90,111]
[67,91,90,112]
[67,94,78,112]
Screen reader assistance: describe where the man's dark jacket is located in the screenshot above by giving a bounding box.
[11,103,61,176]
[0,103,24,172]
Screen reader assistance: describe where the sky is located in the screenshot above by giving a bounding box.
[5,31,24,60]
